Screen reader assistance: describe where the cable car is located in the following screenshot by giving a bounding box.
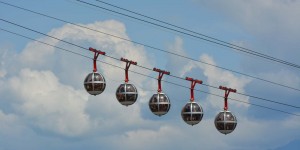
[116,83,138,106]
[214,110,237,134]
[149,92,171,116]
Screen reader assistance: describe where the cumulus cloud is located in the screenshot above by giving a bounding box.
[195,0,300,68]
[197,0,300,34]
[259,70,300,90]
[0,110,20,134]
[0,20,157,138]
[97,115,300,150]
[197,54,251,108]
[111,125,182,150]
[0,50,6,78]
[7,68,90,136]
[167,37,251,110]
[1,18,299,150]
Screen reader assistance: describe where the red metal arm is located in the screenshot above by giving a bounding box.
[89,47,106,72]
[153,68,170,92]
[121,58,137,83]
[219,86,237,111]
[186,77,203,101]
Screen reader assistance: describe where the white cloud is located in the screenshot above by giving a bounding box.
[96,115,300,150]
[166,37,190,77]
[7,68,90,136]
[198,0,300,34]
[195,0,300,66]
[0,69,6,78]
[259,69,300,89]
[0,110,21,134]
[0,20,157,138]
[176,51,251,110]
[0,52,6,78]
[198,54,251,108]
[112,125,182,150]
[1,18,300,150]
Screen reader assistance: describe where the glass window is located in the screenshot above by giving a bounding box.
[94,73,102,81]
[126,94,137,102]
[126,84,136,92]
[192,103,200,112]
[225,123,236,130]
[159,104,170,112]
[85,74,93,82]
[159,94,167,102]
[216,112,225,121]
[94,83,105,91]
[182,114,191,121]
[149,104,158,112]
[84,83,93,91]
[150,94,158,103]
[117,84,124,93]
[192,114,203,121]
[216,122,225,130]
[117,93,125,102]
[120,85,125,92]
[225,113,234,121]
[183,104,191,112]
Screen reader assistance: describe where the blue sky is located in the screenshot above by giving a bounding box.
[0,0,300,149]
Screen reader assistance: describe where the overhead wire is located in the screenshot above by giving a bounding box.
[0,27,299,117]
[1,18,300,110]
[76,0,300,70]
[93,0,299,70]
[0,1,299,93]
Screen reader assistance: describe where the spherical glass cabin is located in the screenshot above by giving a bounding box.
[149,93,171,116]
[84,72,106,95]
[181,101,204,126]
[214,111,237,135]
[116,83,138,106]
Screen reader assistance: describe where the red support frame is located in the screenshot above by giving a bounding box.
[219,86,237,111]
[153,68,170,92]
[121,57,137,83]
[89,47,106,72]
[186,77,202,101]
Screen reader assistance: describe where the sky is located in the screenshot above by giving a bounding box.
[0,0,300,149]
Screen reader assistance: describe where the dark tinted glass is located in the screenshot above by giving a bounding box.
[150,94,158,103]
[192,103,200,112]
[84,83,93,91]
[183,103,191,112]
[159,104,170,112]
[119,84,125,92]
[126,84,136,92]
[216,112,225,121]
[225,123,236,130]
[216,122,225,130]
[126,94,137,102]
[225,113,234,121]
[94,83,105,91]
[182,114,191,121]
[192,114,203,121]
[149,103,159,112]
[94,73,103,81]
[116,93,125,102]
[84,73,93,82]
[159,94,167,102]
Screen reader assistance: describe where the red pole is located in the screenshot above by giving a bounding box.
[93,53,99,72]
[219,86,237,111]
[89,47,105,72]
[153,68,170,92]
[224,91,229,111]
[121,58,137,83]
[186,77,202,101]
[157,73,163,92]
